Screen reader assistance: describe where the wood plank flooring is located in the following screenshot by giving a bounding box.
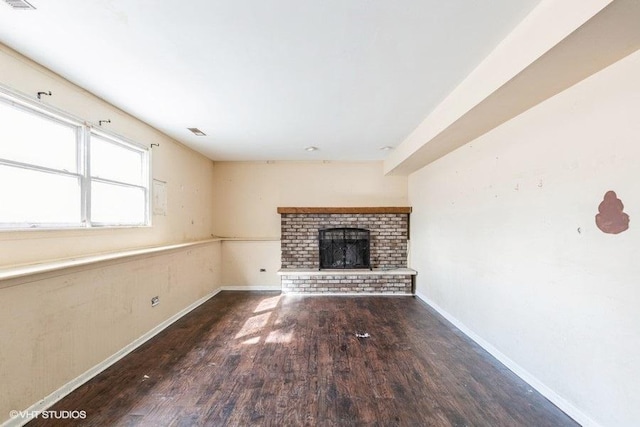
[28,292,578,426]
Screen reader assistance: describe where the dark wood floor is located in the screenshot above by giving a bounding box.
[28,292,577,427]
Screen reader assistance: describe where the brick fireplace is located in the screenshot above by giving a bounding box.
[277,207,416,294]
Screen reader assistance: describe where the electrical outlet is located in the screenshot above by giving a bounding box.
[151,296,159,307]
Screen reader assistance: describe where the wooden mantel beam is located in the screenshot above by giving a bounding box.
[277,207,412,214]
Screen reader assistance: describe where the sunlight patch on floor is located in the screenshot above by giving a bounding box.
[265,329,293,344]
[241,336,261,345]
[235,312,271,339]
[253,295,282,313]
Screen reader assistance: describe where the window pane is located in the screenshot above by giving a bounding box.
[91,136,143,185]
[0,165,81,225]
[91,181,145,224]
[0,101,77,172]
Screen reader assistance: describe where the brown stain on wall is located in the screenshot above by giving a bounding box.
[595,190,630,234]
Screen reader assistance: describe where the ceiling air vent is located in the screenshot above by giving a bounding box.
[3,0,36,9]
[187,128,206,136]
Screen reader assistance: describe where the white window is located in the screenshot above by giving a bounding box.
[89,132,148,225]
[0,89,150,229]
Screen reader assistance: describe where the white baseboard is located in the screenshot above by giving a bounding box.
[221,285,282,291]
[6,288,594,427]
[2,288,222,427]
[414,291,599,427]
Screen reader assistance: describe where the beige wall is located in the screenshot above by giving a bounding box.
[0,44,216,268]
[409,50,640,426]
[212,161,408,287]
[212,161,408,238]
[0,44,222,425]
[221,240,281,288]
[0,242,222,421]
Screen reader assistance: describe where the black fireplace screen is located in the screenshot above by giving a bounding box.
[318,228,371,270]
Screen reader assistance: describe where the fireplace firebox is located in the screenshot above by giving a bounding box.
[318,228,371,270]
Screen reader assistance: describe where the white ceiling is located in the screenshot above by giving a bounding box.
[0,0,540,161]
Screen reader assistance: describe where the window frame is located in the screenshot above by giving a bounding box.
[0,85,151,230]
[88,129,151,227]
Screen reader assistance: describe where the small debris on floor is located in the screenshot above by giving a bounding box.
[142,375,150,381]
[355,332,370,338]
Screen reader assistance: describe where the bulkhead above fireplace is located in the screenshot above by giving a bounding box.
[319,227,371,270]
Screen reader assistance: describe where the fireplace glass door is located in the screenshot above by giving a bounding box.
[318,228,371,269]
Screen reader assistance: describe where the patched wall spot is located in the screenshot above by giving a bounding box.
[595,190,630,234]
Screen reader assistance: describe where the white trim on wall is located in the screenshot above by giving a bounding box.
[221,285,282,291]
[1,288,222,427]
[5,285,592,427]
[0,239,222,286]
[414,291,601,427]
